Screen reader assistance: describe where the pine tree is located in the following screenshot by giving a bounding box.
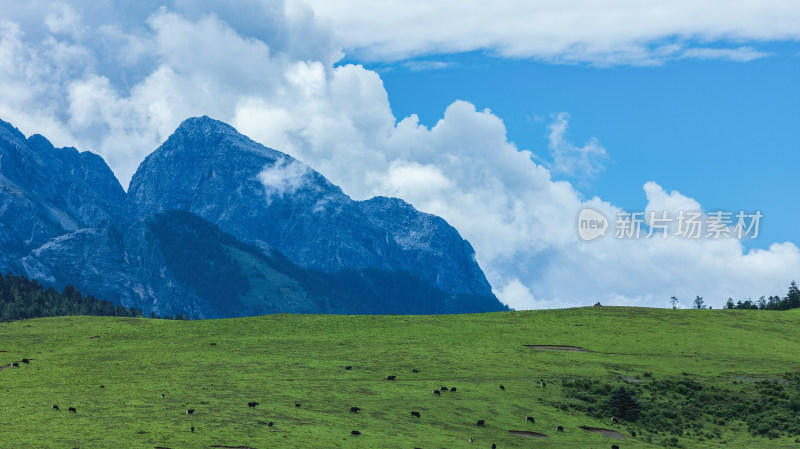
[786,281,800,309]
[693,296,706,309]
[607,386,641,421]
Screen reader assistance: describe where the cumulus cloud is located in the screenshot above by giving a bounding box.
[0,1,798,310]
[294,0,800,64]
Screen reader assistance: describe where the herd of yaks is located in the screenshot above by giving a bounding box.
[5,359,628,448]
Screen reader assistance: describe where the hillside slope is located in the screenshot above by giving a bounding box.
[1,307,798,448]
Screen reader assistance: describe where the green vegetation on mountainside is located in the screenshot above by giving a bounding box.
[0,273,142,322]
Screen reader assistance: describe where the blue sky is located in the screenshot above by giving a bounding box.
[2,0,799,309]
[356,45,800,249]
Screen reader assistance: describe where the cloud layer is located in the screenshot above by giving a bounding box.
[297,0,799,64]
[1,1,798,309]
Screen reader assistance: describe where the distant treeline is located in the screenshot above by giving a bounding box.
[724,281,800,310]
[0,273,143,322]
[686,281,800,310]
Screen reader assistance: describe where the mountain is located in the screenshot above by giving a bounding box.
[0,117,507,317]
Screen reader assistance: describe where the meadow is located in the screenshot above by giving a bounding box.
[1,307,799,448]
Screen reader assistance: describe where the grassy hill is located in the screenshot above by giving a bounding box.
[1,307,799,448]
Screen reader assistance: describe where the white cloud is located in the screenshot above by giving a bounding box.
[546,112,609,179]
[44,3,83,37]
[680,46,771,62]
[258,157,312,203]
[293,0,800,64]
[0,1,798,311]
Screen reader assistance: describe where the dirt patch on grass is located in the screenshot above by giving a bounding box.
[210,446,255,449]
[524,345,588,352]
[509,430,548,438]
[89,336,101,339]
[579,426,628,439]
[0,364,12,371]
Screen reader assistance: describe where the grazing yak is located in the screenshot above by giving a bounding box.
[191,427,194,432]
[631,431,637,437]
[557,425,564,432]
[611,417,619,423]
[450,387,457,392]
[186,409,195,414]
[268,422,274,427]
[468,437,473,443]
[10,362,19,368]
[476,419,485,427]
[68,407,77,413]
[161,394,165,399]
[351,430,361,436]
[248,402,259,408]
[387,375,397,381]
[612,445,620,449]
[52,405,59,411]
[21,358,30,364]
[492,444,497,449]
[499,385,505,390]
[440,386,448,392]
[412,369,419,373]
[345,366,353,370]
[432,390,440,395]
[350,407,360,413]
[526,416,535,423]
[541,382,546,388]
[295,403,302,408]
[411,411,420,418]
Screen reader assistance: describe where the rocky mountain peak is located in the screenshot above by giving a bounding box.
[1,115,507,317]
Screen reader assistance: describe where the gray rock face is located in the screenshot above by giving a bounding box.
[128,116,493,297]
[0,116,506,317]
[0,119,126,280]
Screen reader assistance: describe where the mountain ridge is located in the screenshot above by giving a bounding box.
[0,116,507,317]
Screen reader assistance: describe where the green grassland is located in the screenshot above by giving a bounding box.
[1,307,799,448]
